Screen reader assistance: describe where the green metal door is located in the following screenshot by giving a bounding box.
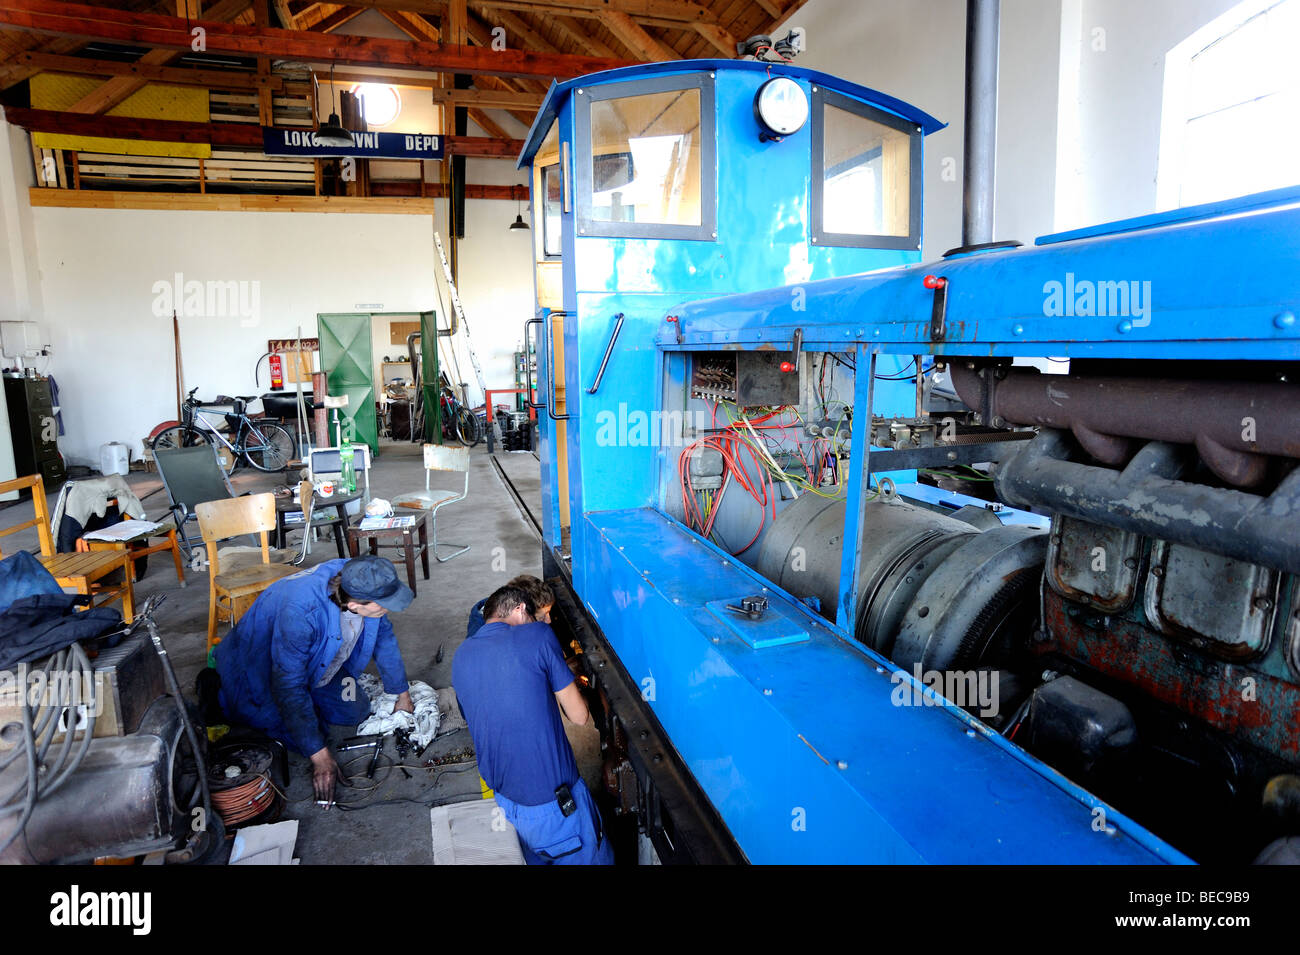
[420,310,441,444]
[318,313,378,453]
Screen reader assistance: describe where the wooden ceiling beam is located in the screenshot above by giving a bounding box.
[475,0,711,23]
[377,8,440,42]
[458,6,545,123]
[63,0,254,115]
[430,87,541,109]
[469,73,544,126]
[293,0,715,25]
[752,0,783,18]
[0,0,636,79]
[271,0,296,28]
[600,11,675,61]
[692,22,736,58]
[308,6,366,32]
[66,47,175,113]
[549,15,617,58]
[466,106,506,138]
[195,0,257,24]
[471,4,558,53]
[371,181,528,199]
[4,50,288,91]
[448,0,467,46]
[5,105,523,156]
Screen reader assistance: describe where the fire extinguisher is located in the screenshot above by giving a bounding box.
[270,354,284,391]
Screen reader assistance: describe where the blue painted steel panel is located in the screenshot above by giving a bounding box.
[705,597,810,650]
[1035,183,1300,246]
[581,507,1189,864]
[664,196,1300,361]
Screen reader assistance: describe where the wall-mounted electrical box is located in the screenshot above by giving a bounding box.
[0,322,42,359]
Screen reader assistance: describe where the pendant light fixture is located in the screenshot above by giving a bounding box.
[509,184,530,230]
[315,62,354,149]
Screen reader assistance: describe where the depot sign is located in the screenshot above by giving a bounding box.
[262,127,443,159]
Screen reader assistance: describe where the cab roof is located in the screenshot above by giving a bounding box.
[516,58,946,169]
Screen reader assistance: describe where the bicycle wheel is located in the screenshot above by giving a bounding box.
[243,421,296,472]
[151,426,208,452]
[152,426,235,475]
[455,407,482,448]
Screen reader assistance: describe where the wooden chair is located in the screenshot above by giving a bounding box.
[195,492,297,656]
[392,443,470,562]
[0,474,134,622]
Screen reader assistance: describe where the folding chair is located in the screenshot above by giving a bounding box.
[153,444,238,563]
[392,444,469,562]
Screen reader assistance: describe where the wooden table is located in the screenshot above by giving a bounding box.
[346,509,430,595]
[275,488,362,559]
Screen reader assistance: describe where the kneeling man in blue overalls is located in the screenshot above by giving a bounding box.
[216,556,415,806]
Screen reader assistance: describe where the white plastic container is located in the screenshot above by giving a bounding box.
[99,441,130,476]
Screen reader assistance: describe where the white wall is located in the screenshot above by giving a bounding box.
[31,207,442,464]
[3,99,535,469]
[27,192,533,467]
[1057,0,1246,230]
[780,0,1063,259]
[782,0,1254,247]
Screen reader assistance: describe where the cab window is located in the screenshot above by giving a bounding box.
[576,74,716,241]
[812,88,921,250]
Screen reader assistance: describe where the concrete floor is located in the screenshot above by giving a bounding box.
[1,440,602,864]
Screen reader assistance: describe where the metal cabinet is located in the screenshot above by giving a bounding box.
[4,375,65,488]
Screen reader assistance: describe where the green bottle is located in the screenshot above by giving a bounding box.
[340,444,356,493]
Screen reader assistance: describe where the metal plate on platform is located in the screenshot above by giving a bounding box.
[705,597,810,650]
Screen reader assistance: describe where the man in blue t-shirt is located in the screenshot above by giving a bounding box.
[452,584,612,865]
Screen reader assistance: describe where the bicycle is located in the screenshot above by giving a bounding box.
[439,377,483,448]
[152,388,295,473]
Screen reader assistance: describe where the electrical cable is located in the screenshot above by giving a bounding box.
[0,642,97,857]
[211,775,279,827]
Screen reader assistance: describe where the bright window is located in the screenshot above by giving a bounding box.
[588,87,702,227]
[811,89,920,250]
[542,164,563,258]
[350,84,401,128]
[1158,0,1300,208]
[822,105,912,237]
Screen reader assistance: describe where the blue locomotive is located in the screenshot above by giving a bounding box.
[514,53,1300,864]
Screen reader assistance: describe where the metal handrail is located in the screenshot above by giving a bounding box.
[587,313,624,395]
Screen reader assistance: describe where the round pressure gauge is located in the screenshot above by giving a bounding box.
[753,77,809,139]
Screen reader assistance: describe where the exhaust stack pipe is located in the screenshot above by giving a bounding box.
[962,0,1000,247]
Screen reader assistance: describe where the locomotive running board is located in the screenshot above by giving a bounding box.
[545,544,746,865]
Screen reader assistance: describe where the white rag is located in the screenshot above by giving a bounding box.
[356,673,440,747]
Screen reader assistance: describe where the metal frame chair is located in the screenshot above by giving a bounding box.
[392,444,469,562]
[153,444,238,563]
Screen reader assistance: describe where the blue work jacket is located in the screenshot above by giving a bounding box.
[215,559,409,756]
